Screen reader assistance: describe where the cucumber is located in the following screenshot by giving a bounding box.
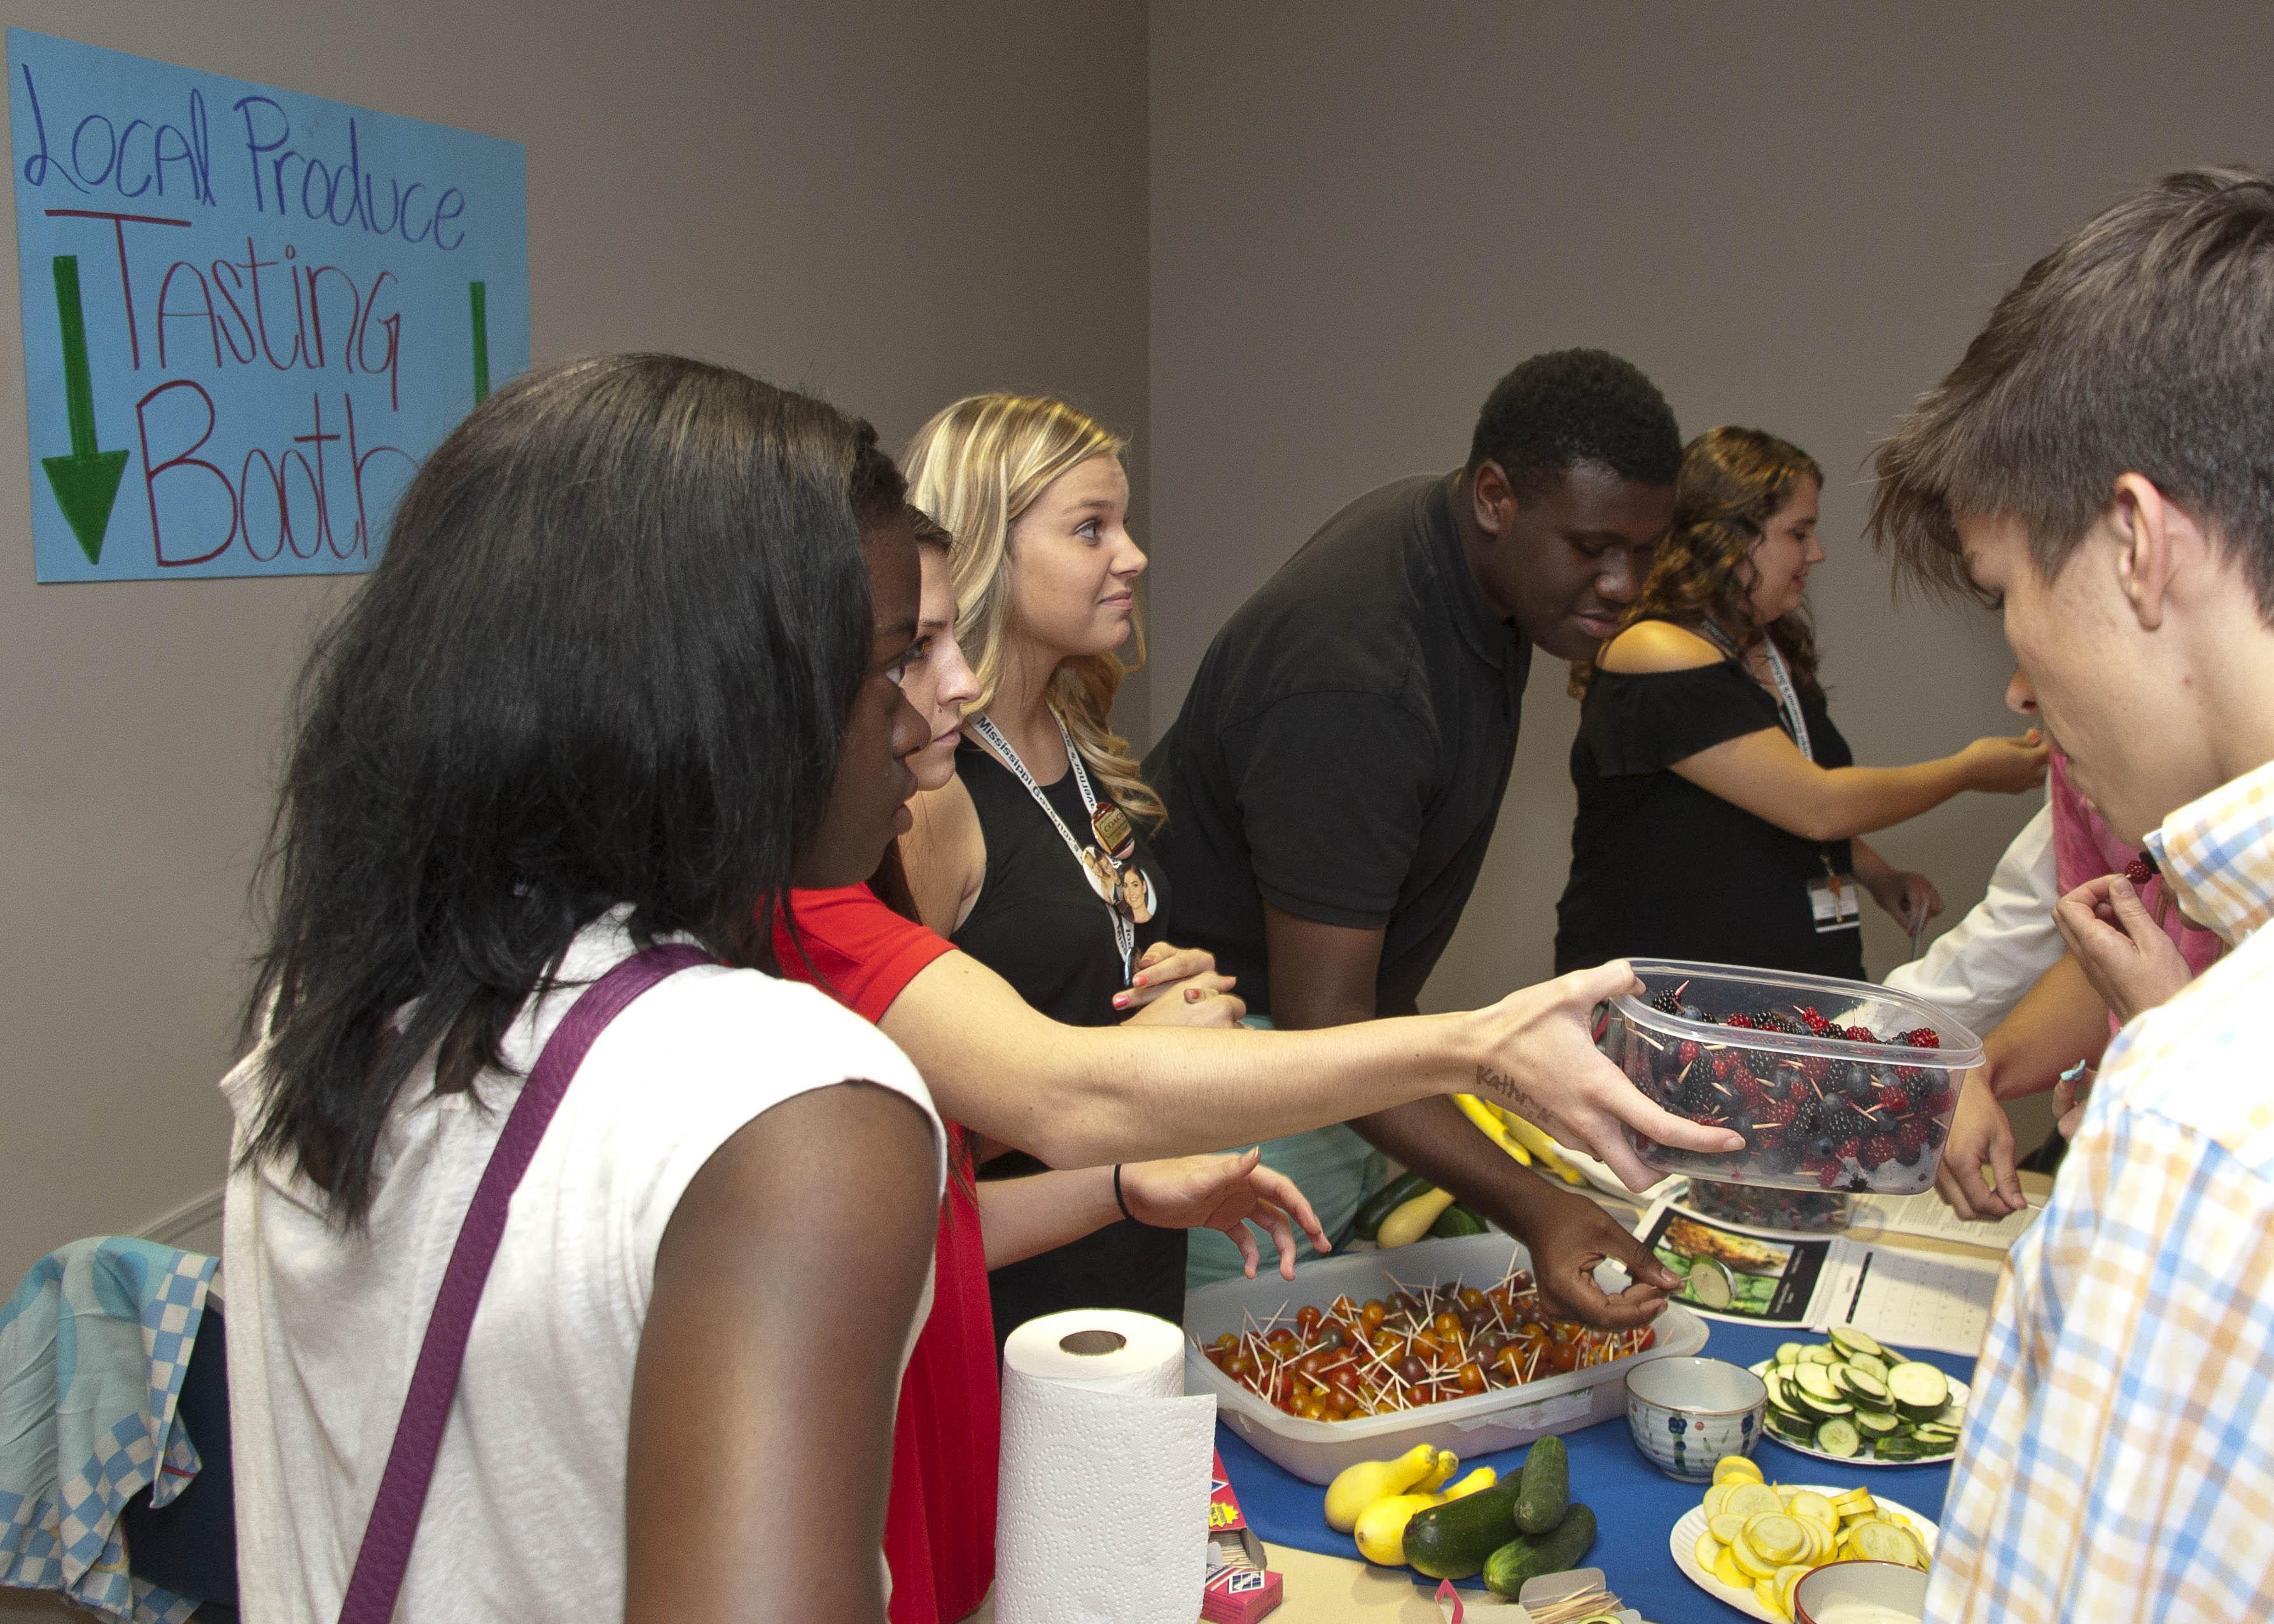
[1350,1171,1433,1242]
[1815,1417,1861,1458]
[1799,1345,1837,1365]
[1887,1361,1950,1418]
[1829,1327,1888,1362]
[1482,1504,1599,1597]
[1775,1341,1805,1366]
[1404,1478,1523,1581]
[1874,1436,1927,1461]
[1514,1435,1569,1534]
[1855,1410,1902,1436]
[1911,1424,1962,1447]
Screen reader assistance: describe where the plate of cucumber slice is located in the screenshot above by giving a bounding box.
[1748,1328,1969,1466]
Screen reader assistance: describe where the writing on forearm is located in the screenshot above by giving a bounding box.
[1475,1064,1550,1119]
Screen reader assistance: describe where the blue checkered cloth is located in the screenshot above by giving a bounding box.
[0,1238,216,1624]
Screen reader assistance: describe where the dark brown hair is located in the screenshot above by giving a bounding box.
[246,356,875,1223]
[1573,426,1825,695]
[1869,167,2274,619]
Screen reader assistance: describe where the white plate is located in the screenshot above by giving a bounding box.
[1669,1486,1939,1623]
[1748,1360,1970,1467]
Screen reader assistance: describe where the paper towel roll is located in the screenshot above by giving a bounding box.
[995,1309,1218,1623]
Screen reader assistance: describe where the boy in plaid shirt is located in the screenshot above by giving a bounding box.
[1871,167,2274,1623]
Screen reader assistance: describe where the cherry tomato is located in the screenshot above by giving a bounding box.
[1458,1286,1488,1311]
[1397,1354,1430,1385]
[1329,1293,1358,1323]
[1358,1298,1388,1334]
[1491,1344,1525,1381]
[1386,1291,1422,1323]
[1370,1330,1407,1362]
[1295,1305,1323,1339]
[1509,1270,1534,1293]
[1457,1361,1487,1395]
[1409,1331,1446,1362]
[1314,1326,1346,1353]
[1267,1328,1299,1356]
[1431,1309,1463,1343]
[1638,1326,1658,1351]
[1225,1350,1258,1379]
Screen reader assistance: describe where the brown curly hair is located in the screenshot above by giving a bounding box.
[1571,426,1825,697]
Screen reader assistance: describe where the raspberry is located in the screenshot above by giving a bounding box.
[1874,1085,1910,1114]
[1899,1028,1942,1051]
[1677,1040,1701,1068]
[1861,1133,1897,1170]
[1816,1162,1849,1189]
[2126,851,2157,887]
[1843,1024,1878,1044]
[1796,1004,1831,1034]
[1725,1013,1756,1031]
[1831,1135,1862,1164]
[1896,1118,1932,1162]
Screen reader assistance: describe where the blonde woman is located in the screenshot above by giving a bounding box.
[898,393,1231,1332]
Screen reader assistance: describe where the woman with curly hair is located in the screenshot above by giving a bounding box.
[1553,426,2047,978]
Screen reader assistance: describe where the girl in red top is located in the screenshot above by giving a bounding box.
[781,501,1327,1624]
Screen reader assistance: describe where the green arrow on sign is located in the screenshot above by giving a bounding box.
[470,281,490,405]
[41,254,129,566]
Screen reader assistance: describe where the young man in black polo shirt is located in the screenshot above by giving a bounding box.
[1147,349,1694,1323]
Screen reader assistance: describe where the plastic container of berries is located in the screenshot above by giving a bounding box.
[1600,959,1984,1195]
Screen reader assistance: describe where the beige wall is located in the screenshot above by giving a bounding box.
[1147,3,2274,1153]
[0,0,1148,1296]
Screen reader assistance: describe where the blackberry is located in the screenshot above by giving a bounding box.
[1677,1081,1718,1118]
[1755,1011,1803,1036]
[1789,1097,1821,1136]
[1650,989,1684,1017]
[1762,1141,1801,1176]
[1902,1071,1939,1105]
[1822,1100,1869,1142]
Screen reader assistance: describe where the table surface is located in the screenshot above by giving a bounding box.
[1215,1176,2048,1624]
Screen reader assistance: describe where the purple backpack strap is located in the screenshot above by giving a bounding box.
[337,940,713,1624]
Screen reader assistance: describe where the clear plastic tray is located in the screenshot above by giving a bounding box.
[1183,1232,1708,1485]
[1601,959,1984,1195]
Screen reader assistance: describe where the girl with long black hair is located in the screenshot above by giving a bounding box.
[222,354,944,1624]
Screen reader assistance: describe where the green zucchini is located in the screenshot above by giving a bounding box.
[1855,1410,1902,1436]
[1815,1417,1861,1458]
[1887,1361,1950,1419]
[1829,1327,1887,1362]
[1482,1504,1599,1597]
[1790,1364,1853,1417]
[1431,1202,1489,1239]
[1514,1435,1569,1534]
[1404,1478,1523,1581]
[1350,1171,1433,1242]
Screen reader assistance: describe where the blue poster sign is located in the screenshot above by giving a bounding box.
[7,29,528,581]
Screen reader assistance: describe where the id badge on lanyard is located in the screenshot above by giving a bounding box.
[1761,641,1859,934]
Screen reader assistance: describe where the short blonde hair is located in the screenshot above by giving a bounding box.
[902,393,1163,826]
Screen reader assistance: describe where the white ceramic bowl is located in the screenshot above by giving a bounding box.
[1793,1558,1929,1623]
[1624,1354,1767,1481]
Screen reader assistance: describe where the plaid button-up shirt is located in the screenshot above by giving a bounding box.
[1927,758,2274,1623]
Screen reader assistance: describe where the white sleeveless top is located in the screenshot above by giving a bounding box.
[221,912,942,1621]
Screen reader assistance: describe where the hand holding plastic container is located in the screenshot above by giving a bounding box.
[1598,961,1983,1195]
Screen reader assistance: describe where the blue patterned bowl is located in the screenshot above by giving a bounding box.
[1624,1355,1766,1481]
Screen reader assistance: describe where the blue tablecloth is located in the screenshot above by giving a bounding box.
[1216,1319,1972,1621]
